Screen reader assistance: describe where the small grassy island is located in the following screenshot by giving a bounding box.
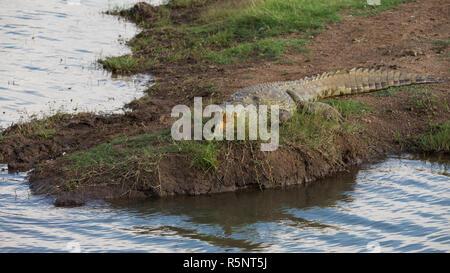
[0,0,448,206]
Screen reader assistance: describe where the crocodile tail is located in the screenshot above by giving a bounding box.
[420,77,449,83]
[316,68,448,99]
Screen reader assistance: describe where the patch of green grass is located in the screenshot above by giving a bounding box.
[280,109,339,149]
[103,0,413,71]
[415,122,449,153]
[66,130,172,171]
[99,55,140,74]
[62,179,80,191]
[199,0,397,39]
[66,127,222,174]
[33,128,56,139]
[129,36,153,52]
[278,104,365,157]
[174,141,221,171]
[110,129,172,149]
[374,86,401,98]
[407,89,438,114]
[67,143,132,169]
[437,98,449,112]
[105,5,149,24]
[432,39,450,46]
[197,0,406,63]
[100,54,160,74]
[323,99,373,116]
[373,84,427,98]
[8,112,66,139]
[394,131,407,151]
[207,0,412,38]
[207,38,308,63]
[169,0,209,8]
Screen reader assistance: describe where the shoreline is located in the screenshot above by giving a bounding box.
[1,0,448,206]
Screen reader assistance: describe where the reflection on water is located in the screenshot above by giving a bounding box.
[0,155,448,252]
[0,0,164,129]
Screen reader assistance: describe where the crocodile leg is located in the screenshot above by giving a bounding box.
[279,109,293,122]
[286,90,343,122]
[304,102,343,122]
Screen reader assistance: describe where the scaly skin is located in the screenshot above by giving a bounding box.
[222,68,447,121]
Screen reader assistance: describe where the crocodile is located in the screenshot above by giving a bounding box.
[221,68,447,122]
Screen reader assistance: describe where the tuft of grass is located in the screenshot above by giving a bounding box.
[169,0,209,8]
[6,112,66,139]
[374,86,401,98]
[100,54,160,74]
[66,128,221,176]
[99,55,140,74]
[432,39,450,46]
[66,130,172,171]
[67,143,132,170]
[415,122,449,153]
[32,128,56,139]
[130,36,153,52]
[407,89,440,114]
[207,38,308,63]
[175,141,221,172]
[105,5,148,24]
[323,99,373,116]
[373,84,428,98]
[110,129,172,149]
[280,108,339,150]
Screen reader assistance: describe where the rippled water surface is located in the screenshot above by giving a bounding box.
[0,156,449,252]
[0,0,161,128]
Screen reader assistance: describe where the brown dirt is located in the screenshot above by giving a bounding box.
[31,135,366,207]
[0,111,163,172]
[1,0,449,206]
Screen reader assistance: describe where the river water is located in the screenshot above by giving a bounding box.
[0,156,449,252]
[0,1,449,252]
[0,0,156,129]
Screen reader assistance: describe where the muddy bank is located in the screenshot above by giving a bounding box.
[1,0,449,206]
[31,132,368,207]
[0,111,160,172]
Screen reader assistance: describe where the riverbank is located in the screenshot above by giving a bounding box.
[1,0,449,206]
